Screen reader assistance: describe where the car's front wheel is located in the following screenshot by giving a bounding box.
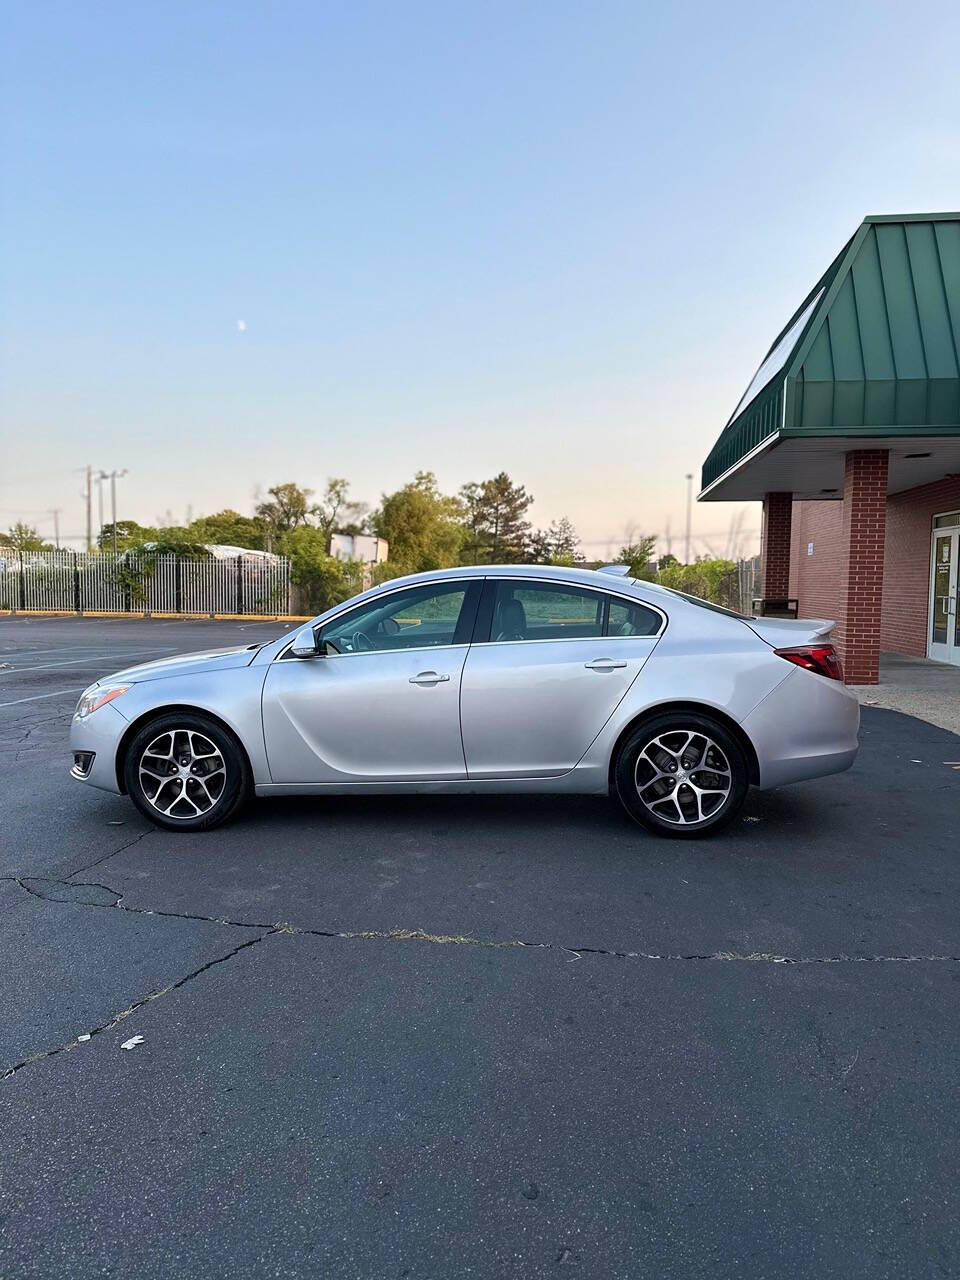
[614,712,748,838]
[123,713,250,832]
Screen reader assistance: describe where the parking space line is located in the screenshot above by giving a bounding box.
[0,646,177,659]
[0,650,177,677]
[0,687,86,709]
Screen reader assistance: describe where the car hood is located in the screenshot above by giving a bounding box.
[104,646,260,684]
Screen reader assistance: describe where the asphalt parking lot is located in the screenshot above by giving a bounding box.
[2,616,959,1279]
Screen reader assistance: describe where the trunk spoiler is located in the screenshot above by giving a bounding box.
[742,616,835,649]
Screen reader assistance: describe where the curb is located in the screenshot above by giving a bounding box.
[0,610,311,622]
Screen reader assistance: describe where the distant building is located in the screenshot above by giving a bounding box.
[329,533,389,564]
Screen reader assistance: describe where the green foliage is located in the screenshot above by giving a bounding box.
[371,472,466,575]
[188,510,267,549]
[0,523,52,552]
[658,557,740,608]
[310,478,368,539]
[460,472,533,563]
[255,482,313,535]
[282,526,364,614]
[617,537,658,580]
[98,520,158,551]
[530,516,584,566]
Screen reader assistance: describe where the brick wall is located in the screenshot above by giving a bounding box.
[835,451,888,684]
[789,469,960,665]
[761,492,793,597]
[883,475,960,655]
[791,499,845,624]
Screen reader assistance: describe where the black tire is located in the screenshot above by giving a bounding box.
[123,712,251,832]
[614,712,748,838]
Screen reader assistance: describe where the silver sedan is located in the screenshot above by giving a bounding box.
[69,564,860,838]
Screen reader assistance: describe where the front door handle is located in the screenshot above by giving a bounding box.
[584,657,628,671]
[409,671,450,686]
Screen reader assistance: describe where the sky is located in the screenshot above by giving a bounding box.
[3,0,960,559]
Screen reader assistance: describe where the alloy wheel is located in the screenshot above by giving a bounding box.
[633,729,732,826]
[138,727,227,821]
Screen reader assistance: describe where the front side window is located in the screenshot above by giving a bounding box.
[320,582,473,654]
[485,581,661,642]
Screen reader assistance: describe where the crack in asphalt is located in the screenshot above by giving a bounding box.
[4,872,959,1084]
[0,930,275,1082]
[7,875,960,965]
[66,827,157,877]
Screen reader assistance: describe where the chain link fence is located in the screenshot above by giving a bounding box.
[0,550,292,617]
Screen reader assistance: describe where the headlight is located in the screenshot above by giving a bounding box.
[75,683,131,719]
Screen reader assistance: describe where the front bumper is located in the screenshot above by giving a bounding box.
[69,702,129,794]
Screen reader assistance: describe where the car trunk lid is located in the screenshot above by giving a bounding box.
[742,616,835,649]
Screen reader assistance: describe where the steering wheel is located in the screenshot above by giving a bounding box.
[352,630,375,652]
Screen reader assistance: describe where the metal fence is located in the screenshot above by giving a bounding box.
[0,551,292,617]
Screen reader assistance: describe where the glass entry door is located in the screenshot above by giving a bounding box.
[929,527,960,664]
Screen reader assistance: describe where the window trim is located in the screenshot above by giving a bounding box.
[278,579,482,660]
[472,576,666,646]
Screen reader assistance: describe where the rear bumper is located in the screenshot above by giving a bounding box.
[743,666,860,789]
[69,703,127,794]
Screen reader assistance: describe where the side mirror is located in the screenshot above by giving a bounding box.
[290,624,320,659]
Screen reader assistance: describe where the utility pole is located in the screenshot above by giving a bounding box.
[97,471,108,547]
[684,473,693,565]
[49,509,61,549]
[84,465,93,552]
[108,469,128,557]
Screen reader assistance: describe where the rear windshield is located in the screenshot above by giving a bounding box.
[655,586,750,620]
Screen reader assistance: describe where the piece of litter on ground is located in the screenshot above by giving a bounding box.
[77,1033,91,1042]
[743,815,761,823]
[120,1035,145,1051]
[910,759,922,763]
[0,663,11,669]
[106,820,125,826]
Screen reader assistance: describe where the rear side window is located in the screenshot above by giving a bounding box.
[481,580,661,642]
[608,597,662,637]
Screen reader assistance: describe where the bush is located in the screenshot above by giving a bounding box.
[658,558,740,609]
[282,527,364,614]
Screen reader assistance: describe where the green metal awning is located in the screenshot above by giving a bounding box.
[700,214,960,501]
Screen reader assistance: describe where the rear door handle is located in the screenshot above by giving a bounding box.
[409,671,450,686]
[584,657,628,671]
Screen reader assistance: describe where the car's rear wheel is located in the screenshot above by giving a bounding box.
[614,712,748,838]
[123,713,250,832]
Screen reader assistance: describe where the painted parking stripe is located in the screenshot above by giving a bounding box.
[0,649,179,676]
[0,645,177,659]
[0,687,86,709]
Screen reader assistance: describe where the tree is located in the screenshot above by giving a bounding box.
[617,536,658,580]
[283,526,364,613]
[371,472,465,575]
[530,517,584,566]
[97,521,158,551]
[255,483,313,536]
[188,509,267,550]
[310,478,368,541]
[0,523,51,552]
[459,472,533,563]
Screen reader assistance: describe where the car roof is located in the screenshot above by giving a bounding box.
[368,563,646,595]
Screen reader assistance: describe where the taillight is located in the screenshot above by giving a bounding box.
[774,644,844,682]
